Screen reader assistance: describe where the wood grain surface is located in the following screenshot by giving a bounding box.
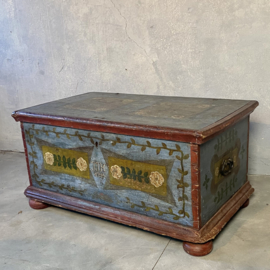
[183,241,213,256]
[12,92,258,144]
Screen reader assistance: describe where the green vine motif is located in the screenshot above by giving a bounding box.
[52,154,77,170]
[126,197,188,220]
[27,125,184,156]
[37,179,86,196]
[214,176,237,204]
[121,167,150,183]
[214,129,237,152]
[175,153,190,218]
[125,150,190,219]
[203,175,211,190]
[26,124,190,219]
[25,127,84,195]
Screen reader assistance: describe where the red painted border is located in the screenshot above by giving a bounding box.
[190,144,201,230]
[13,112,197,143]
[197,101,258,144]
[12,101,258,145]
[25,181,253,243]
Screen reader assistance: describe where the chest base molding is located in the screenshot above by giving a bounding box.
[24,180,253,244]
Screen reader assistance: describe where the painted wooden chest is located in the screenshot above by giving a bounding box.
[12,92,258,256]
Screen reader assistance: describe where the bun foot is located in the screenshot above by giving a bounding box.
[183,241,213,256]
[29,199,49,210]
[241,199,249,208]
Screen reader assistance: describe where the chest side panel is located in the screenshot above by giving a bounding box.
[200,117,249,226]
[23,123,193,226]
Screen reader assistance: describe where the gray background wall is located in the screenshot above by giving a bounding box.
[0,0,269,175]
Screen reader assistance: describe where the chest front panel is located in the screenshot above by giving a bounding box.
[200,117,249,226]
[23,123,193,226]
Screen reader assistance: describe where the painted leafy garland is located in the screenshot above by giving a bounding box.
[126,197,186,220]
[25,127,86,196]
[203,175,210,190]
[205,128,244,204]
[123,144,190,219]
[36,179,86,196]
[214,129,237,152]
[31,126,184,156]
[121,167,150,183]
[25,124,190,219]
[52,154,78,170]
[214,176,237,204]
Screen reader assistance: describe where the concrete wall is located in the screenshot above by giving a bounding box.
[0,0,269,175]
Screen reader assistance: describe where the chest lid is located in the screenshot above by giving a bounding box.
[12,92,258,144]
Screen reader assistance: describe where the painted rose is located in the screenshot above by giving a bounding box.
[149,171,164,188]
[215,167,220,177]
[44,152,54,165]
[110,165,122,179]
[233,155,237,164]
[76,157,88,171]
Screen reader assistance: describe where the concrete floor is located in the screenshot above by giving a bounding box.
[0,152,269,270]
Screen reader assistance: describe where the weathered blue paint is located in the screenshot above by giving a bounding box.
[200,117,249,226]
[23,123,193,226]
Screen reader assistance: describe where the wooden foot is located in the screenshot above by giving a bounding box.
[183,241,213,256]
[29,199,49,210]
[241,199,249,208]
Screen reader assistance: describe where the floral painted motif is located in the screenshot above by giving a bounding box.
[44,152,54,165]
[215,167,219,177]
[25,124,190,220]
[76,157,87,171]
[233,155,237,164]
[149,171,164,188]
[110,165,122,179]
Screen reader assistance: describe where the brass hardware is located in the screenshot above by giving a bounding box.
[220,158,234,176]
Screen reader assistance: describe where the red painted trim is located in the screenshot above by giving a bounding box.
[13,113,198,143]
[21,122,33,186]
[199,181,253,238]
[190,144,201,230]
[24,181,254,243]
[196,101,258,144]
[12,101,259,145]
